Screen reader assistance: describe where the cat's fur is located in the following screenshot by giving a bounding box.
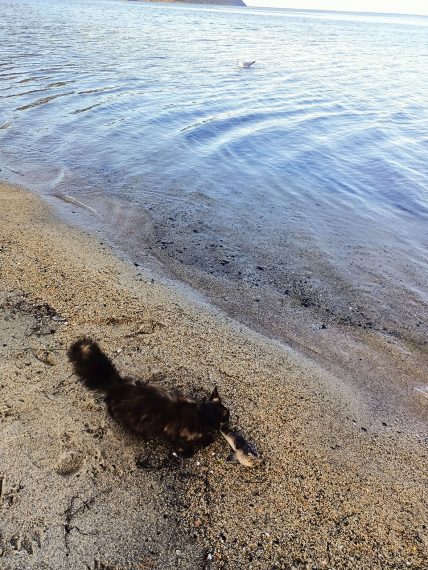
[68,337,229,456]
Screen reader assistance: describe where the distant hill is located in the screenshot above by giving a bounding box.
[129,0,246,6]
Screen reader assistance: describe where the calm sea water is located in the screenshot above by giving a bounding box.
[1,0,427,343]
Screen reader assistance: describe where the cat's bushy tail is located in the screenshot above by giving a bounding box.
[68,337,122,393]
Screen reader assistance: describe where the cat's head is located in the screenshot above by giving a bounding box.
[199,387,230,430]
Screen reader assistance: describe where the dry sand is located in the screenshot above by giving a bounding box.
[0,182,427,569]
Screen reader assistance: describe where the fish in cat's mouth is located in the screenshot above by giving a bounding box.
[221,427,262,468]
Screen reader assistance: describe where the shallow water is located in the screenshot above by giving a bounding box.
[1,0,427,345]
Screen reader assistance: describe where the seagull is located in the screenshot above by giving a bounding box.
[238,59,256,68]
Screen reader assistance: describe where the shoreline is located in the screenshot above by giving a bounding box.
[38,172,428,426]
[1,182,427,569]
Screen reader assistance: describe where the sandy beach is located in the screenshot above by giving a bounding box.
[1,182,427,569]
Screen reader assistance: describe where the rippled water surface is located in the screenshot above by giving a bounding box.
[1,0,427,342]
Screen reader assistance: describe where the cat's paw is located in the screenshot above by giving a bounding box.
[175,444,195,458]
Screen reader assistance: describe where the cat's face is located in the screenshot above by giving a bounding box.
[200,387,230,430]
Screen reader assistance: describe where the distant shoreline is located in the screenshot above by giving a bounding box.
[127,0,246,7]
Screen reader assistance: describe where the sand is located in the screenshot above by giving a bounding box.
[0,182,427,569]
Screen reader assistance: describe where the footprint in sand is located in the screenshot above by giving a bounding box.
[0,474,24,507]
[8,527,44,555]
[84,421,107,440]
[52,430,108,476]
[55,449,85,476]
[0,402,15,420]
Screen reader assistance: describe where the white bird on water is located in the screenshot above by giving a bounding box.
[238,58,256,68]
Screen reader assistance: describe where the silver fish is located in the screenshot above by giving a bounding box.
[221,428,261,468]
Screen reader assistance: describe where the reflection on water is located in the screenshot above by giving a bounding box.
[0,0,427,343]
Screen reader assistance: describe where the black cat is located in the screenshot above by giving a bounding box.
[68,337,229,456]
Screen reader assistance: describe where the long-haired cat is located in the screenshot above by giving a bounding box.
[68,337,229,456]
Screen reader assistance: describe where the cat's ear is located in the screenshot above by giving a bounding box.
[209,386,221,403]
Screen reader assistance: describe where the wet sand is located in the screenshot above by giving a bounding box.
[1,182,427,569]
